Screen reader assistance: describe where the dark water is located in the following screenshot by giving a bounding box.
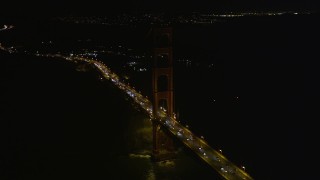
[1,13,320,179]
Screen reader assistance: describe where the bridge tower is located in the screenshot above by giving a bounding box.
[151,27,176,161]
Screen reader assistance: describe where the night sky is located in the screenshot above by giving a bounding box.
[2,0,319,16]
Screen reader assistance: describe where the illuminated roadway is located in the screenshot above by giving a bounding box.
[0,43,254,180]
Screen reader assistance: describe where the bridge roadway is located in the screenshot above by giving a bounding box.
[0,43,253,179]
[91,60,254,180]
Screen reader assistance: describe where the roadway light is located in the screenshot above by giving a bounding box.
[241,166,245,171]
[219,149,222,154]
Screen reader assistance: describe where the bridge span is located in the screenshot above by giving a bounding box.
[0,43,254,179]
[92,59,254,180]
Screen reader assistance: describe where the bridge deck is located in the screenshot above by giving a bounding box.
[0,43,253,179]
[92,60,254,180]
